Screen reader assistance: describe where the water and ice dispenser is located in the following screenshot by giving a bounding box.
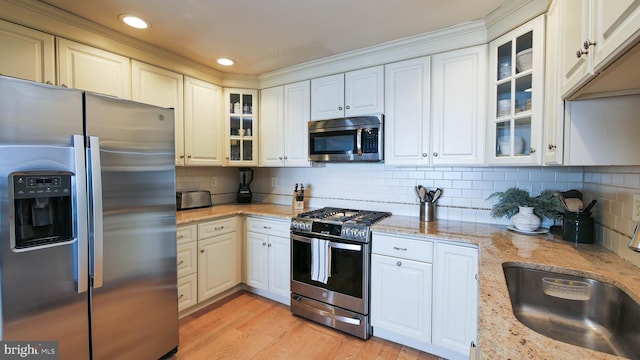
[10,172,74,250]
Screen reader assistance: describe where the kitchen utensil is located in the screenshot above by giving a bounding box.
[582,200,597,214]
[418,185,427,203]
[420,201,435,222]
[431,188,443,202]
[415,186,422,200]
[558,193,570,211]
[565,198,583,212]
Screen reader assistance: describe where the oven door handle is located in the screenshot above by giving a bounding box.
[291,234,362,251]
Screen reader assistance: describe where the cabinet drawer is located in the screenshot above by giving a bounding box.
[198,217,236,239]
[247,217,290,237]
[372,233,433,263]
[178,273,198,311]
[177,224,197,245]
[177,242,197,278]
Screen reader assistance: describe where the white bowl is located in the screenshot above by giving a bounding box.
[497,136,525,155]
[516,49,532,72]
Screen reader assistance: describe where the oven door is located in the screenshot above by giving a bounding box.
[290,232,369,314]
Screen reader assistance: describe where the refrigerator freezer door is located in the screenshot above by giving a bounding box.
[0,76,90,359]
[85,93,178,360]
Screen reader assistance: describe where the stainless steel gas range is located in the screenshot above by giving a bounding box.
[290,207,391,339]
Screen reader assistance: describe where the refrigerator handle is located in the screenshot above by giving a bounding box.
[88,136,104,289]
[73,135,89,294]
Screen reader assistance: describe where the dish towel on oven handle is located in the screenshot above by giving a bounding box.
[311,238,331,284]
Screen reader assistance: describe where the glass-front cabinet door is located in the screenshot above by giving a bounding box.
[225,88,258,166]
[488,16,545,165]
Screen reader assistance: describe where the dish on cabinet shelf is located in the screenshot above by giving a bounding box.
[516,49,532,72]
[507,225,549,235]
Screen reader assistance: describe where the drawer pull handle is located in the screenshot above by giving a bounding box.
[178,260,184,265]
[393,246,408,251]
[214,226,224,230]
[263,226,272,229]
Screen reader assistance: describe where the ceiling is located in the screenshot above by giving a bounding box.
[39,0,512,75]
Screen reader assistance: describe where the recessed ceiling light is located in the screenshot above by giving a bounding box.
[120,15,149,29]
[217,58,235,66]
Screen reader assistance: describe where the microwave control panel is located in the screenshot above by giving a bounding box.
[362,128,379,153]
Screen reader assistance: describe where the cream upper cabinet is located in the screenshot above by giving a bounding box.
[131,60,184,165]
[487,16,545,165]
[431,45,486,166]
[184,77,223,166]
[57,38,131,99]
[0,19,54,84]
[260,81,310,167]
[560,0,640,98]
[384,56,431,166]
[311,66,384,120]
[259,86,285,166]
[224,88,258,166]
[544,0,564,165]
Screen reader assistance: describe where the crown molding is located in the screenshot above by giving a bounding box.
[0,0,229,84]
[258,19,488,89]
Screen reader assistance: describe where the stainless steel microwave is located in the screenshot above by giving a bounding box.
[308,114,383,162]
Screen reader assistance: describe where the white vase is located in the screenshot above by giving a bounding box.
[511,206,541,232]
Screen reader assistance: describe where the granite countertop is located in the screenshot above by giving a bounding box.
[176,204,640,360]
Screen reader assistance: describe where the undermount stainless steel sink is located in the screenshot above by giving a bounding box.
[503,264,640,359]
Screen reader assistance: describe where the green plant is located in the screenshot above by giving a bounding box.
[487,187,533,219]
[487,187,564,220]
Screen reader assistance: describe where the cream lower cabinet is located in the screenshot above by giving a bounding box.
[177,224,198,311]
[245,217,291,305]
[371,232,478,360]
[371,234,433,349]
[0,19,54,84]
[432,242,478,359]
[177,217,240,313]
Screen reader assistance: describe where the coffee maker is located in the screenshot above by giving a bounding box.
[237,167,253,203]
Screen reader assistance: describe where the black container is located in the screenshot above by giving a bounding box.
[562,211,594,244]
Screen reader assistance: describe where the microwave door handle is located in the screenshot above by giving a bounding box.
[356,128,363,156]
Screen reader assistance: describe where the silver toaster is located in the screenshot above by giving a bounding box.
[176,190,212,210]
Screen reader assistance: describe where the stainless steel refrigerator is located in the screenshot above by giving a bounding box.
[0,75,179,359]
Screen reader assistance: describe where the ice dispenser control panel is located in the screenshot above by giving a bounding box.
[10,172,74,251]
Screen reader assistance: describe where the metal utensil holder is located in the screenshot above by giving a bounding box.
[420,202,435,222]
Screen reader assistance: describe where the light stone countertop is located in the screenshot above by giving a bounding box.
[176,204,640,360]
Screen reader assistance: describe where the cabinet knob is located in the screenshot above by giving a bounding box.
[279,156,283,160]
[583,39,596,50]
[338,106,343,110]
[548,144,557,150]
[178,260,184,265]
[200,249,205,253]
[262,242,267,246]
[45,81,53,85]
[396,261,402,267]
[284,156,288,160]
[61,84,68,88]
[178,294,184,299]
[187,155,192,159]
[432,152,439,157]
[180,155,185,159]
[529,147,536,154]
[268,243,272,247]
[422,153,428,157]
[345,105,350,110]
[576,48,588,58]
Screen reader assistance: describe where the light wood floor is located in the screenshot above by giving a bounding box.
[170,292,444,360]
